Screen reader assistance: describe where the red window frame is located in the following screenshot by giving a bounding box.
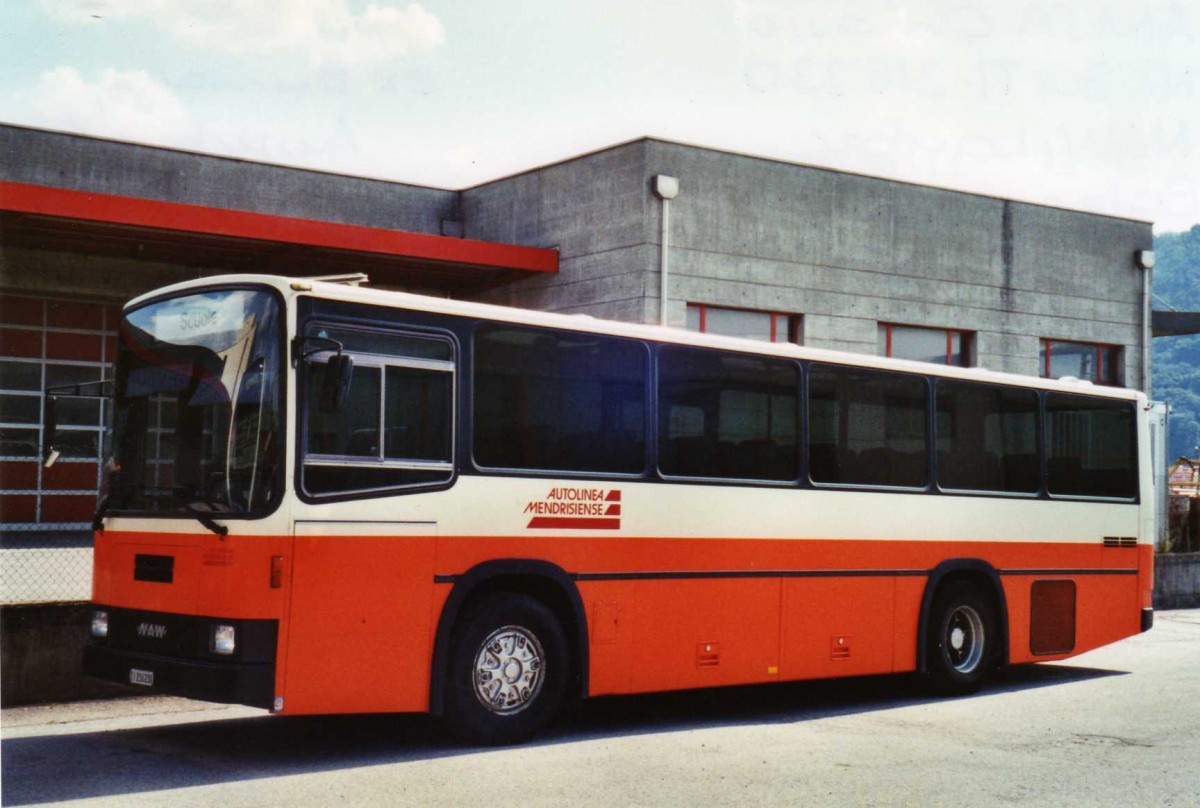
[687,304,801,344]
[1040,339,1121,386]
[879,323,972,367]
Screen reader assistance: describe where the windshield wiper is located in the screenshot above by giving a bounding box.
[186,503,229,537]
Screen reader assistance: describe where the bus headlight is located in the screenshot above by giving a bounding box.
[211,624,237,655]
[91,609,108,638]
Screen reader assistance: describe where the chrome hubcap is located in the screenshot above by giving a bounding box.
[473,626,545,715]
[946,605,985,674]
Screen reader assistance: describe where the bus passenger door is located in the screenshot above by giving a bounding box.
[282,520,437,715]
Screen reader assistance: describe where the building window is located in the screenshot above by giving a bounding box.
[0,295,116,530]
[1040,340,1122,386]
[878,323,972,367]
[686,304,800,344]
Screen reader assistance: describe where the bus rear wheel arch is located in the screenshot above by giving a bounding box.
[925,579,998,695]
[443,592,569,744]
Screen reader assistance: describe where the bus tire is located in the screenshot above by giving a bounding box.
[444,592,568,745]
[925,580,995,696]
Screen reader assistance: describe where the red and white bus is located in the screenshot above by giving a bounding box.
[71,274,1154,743]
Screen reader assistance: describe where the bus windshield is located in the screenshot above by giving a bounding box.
[107,288,284,516]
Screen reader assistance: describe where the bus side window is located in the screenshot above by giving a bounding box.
[658,346,799,482]
[473,325,647,475]
[936,381,1038,494]
[306,364,381,456]
[302,326,455,498]
[808,364,928,488]
[1045,393,1136,499]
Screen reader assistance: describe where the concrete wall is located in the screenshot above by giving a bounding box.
[0,123,465,303]
[640,140,1152,385]
[460,138,1152,385]
[4,127,1153,386]
[1,602,124,707]
[1155,553,1200,610]
[462,140,658,322]
[1,124,459,234]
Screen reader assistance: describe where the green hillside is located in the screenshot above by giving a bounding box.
[1152,225,1200,463]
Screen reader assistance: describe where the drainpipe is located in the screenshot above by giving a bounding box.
[653,175,680,326]
[1136,249,1155,392]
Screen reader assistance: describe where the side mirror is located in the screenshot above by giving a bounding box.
[320,354,354,412]
[43,395,60,468]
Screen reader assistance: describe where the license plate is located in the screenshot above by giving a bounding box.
[129,668,154,687]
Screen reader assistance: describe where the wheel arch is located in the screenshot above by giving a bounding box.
[916,559,1010,673]
[429,559,589,715]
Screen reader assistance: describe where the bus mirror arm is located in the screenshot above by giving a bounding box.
[292,334,353,410]
[292,335,345,365]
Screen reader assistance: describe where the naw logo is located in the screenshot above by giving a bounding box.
[525,487,622,530]
[137,622,167,639]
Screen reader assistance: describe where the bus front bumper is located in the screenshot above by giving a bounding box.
[83,644,275,709]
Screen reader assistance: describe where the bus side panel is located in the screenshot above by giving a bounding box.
[627,578,781,694]
[282,532,436,714]
[779,577,896,681]
[892,576,925,672]
[1075,574,1141,654]
[1001,577,1033,664]
[578,579,636,696]
[1002,573,1140,666]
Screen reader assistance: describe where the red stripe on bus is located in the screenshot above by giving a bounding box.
[526,517,621,530]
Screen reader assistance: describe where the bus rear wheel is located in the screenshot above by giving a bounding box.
[926,581,995,696]
[444,592,568,745]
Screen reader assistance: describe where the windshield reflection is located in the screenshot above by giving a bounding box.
[108,289,283,516]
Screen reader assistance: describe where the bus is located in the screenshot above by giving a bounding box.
[67,273,1154,744]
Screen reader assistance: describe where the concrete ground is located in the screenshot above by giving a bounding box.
[3,610,1199,807]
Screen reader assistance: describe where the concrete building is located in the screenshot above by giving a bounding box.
[0,123,1156,540]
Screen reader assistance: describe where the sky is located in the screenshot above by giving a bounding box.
[2,0,1198,233]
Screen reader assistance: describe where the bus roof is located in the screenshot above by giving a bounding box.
[127,273,1146,403]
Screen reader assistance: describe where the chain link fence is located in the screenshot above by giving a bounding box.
[0,527,93,604]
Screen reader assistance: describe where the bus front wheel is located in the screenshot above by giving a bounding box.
[444,592,568,744]
[926,580,995,696]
